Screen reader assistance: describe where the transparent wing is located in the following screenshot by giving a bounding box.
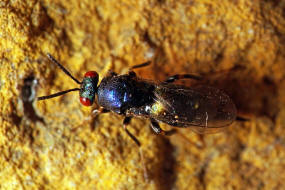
[151,84,237,134]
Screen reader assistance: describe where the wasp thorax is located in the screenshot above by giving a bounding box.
[79,71,99,106]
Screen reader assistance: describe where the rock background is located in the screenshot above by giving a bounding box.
[1,0,285,189]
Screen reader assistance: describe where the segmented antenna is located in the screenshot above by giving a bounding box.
[37,88,80,100]
[37,54,82,101]
[46,53,81,85]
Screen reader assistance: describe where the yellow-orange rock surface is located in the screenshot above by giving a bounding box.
[1,0,285,189]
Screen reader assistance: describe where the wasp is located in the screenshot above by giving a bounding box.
[38,54,237,147]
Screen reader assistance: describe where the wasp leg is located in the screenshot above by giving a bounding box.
[150,119,176,136]
[71,107,110,132]
[106,71,118,77]
[236,116,250,121]
[128,61,151,77]
[91,107,110,130]
[123,117,141,146]
[89,107,110,131]
[92,107,110,117]
[128,71,137,78]
[123,117,148,180]
[163,74,202,83]
[130,61,151,70]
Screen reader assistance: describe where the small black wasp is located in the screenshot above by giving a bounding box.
[38,54,237,146]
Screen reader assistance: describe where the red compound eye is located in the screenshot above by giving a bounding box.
[80,97,92,106]
[84,71,98,78]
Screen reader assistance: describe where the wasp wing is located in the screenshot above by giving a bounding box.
[150,84,237,134]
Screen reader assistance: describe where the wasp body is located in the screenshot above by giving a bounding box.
[38,54,237,145]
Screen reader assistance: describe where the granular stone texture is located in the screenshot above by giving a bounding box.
[1,0,285,189]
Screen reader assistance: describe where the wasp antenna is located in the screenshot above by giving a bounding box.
[37,88,80,101]
[47,53,82,85]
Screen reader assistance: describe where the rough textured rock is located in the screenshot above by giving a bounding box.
[1,0,285,189]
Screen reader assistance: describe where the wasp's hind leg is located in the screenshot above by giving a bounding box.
[123,117,149,180]
[150,119,176,136]
[163,74,202,83]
